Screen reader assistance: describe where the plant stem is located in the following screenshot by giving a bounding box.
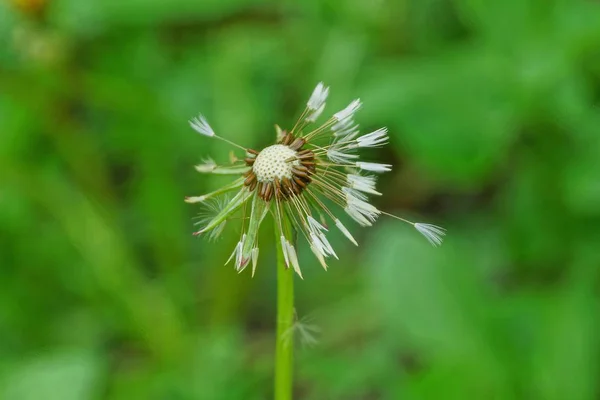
[274,230,294,400]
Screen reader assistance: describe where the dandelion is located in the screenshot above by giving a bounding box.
[185,82,446,399]
[185,82,445,277]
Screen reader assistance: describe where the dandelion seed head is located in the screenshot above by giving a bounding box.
[252,144,299,182]
[186,82,445,277]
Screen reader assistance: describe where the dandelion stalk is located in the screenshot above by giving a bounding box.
[274,225,294,400]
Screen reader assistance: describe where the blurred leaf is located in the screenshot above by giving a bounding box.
[48,0,274,35]
[406,0,466,53]
[455,0,551,45]
[188,329,266,400]
[365,223,513,397]
[527,287,598,400]
[499,157,569,267]
[0,350,101,400]
[363,48,520,185]
[0,4,18,65]
[562,115,600,216]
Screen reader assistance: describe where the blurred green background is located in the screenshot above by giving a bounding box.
[2,0,600,399]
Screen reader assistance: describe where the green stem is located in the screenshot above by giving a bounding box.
[274,229,294,399]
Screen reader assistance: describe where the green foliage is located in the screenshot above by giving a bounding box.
[2,0,600,398]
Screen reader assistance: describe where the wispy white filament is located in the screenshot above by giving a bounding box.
[280,235,289,267]
[344,206,371,227]
[226,233,246,269]
[307,216,328,233]
[309,230,338,260]
[305,216,336,259]
[251,248,259,277]
[285,241,302,278]
[345,195,380,226]
[307,82,329,110]
[194,158,217,172]
[318,233,338,259]
[310,244,328,270]
[342,186,368,201]
[334,99,361,121]
[356,161,392,173]
[225,240,241,265]
[334,219,358,246]
[235,234,247,270]
[334,126,360,140]
[310,233,326,257]
[332,118,354,133]
[356,128,388,148]
[189,114,215,137]
[306,103,326,122]
[327,149,358,164]
[414,223,446,247]
[347,174,381,196]
[184,196,205,204]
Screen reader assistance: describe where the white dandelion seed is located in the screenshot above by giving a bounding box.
[414,223,446,247]
[307,82,329,111]
[331,118,354,133]
[310,243,328,270]
[356,127,389,148]
[280,235,290,267]
[285,241,302,278]
[334,99,361,122]
[193,195,232,241]
[347,174,381,196]
[225,234,244,266]
[345,194,380,226]
[235,233,248,270]
[356,161,392,173]
[327,149,358,164]
[281,314,321,348]
[332,123,360,139]
[318,233,338,259]
[307,215,328,234]
[194,158,217,173]
[306,103,326,123]
[334,219,358,246]
[189,114,215,137]
[342,186,368,201]
[251,247,260,277]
